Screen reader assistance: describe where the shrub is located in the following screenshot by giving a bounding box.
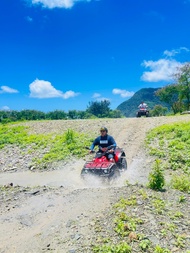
[148,159,165,191]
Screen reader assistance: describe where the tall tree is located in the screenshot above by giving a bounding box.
[155,84,181,114]
[175,62,190,110]
[87,100,111,117]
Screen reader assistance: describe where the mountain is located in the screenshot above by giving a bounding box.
[116,87,169,117]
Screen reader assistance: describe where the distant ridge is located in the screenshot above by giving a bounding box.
[117,87,169,117]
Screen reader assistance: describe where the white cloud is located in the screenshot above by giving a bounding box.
[0,106,11,111]
[141,47,190,82]
[92,93,101,98]
[164,47,190,57]
[141,59,183,82]
[0,86,19,94]
[31,0,91,9]
[112,88,134,98]
[29,79,80,99]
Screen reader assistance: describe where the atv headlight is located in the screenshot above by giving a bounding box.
[103,169,108,173]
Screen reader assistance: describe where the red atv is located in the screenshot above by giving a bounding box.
[81,145,127,180]
[136,108,149,117]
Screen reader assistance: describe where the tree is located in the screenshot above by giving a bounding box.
[86,100,111,118]
[174,62,190,110]
[150,105,168,117]
[155,84,181,114]
[108,110,124,118]
[46,110,67,120]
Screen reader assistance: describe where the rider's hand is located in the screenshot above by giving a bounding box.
[101,147,107,152]
[108,149,114,153]
[89,150,93,154]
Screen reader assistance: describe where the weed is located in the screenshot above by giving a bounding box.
[170,174,190,193]
[151,198,166,214]
[148,159,165,191]
[178,195,186,203]
[174,234,186,248]
[154,245,171,253]
[139,239,151,251]
[92,242,131,253]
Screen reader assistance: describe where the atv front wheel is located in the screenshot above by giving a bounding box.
[109,165,120,180]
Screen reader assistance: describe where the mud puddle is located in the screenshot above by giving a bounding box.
[0,155,149,189]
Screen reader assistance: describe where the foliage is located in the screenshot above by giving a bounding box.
[87,100,111,118]
[0,103,123,123]
[174,62,190,110]
[154,245,171,253]
[155,62,190,113]
[170,174,190,193]
[150,105,168,117]
[92,184,190,252]
[0,124,93,168]
[146,121,190,192]
[148,159,165,191]
[92,242,131,253]
[139,239,151,251]
[46,110,67,120]
[155,84,181,114]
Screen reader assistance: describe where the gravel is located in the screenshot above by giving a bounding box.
[0,115,190,253]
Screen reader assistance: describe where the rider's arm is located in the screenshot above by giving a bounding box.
[89,137,100,151]
[90,143,95,151]
[109,136,117,149]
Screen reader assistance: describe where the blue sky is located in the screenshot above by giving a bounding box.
[0,0,190,112]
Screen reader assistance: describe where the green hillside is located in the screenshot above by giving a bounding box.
[117,88,170,117]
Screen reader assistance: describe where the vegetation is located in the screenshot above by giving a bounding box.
[0,124,93,169]
[175,63,190,110]
[146,121,190,192]
[148,159,165,191]
[0,100,124,123]
[150,105,168,117]
[155,84,181,114]
[92,184,189,252]
[156,63,190,114]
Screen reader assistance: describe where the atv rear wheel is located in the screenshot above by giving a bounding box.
[121,158,127,170]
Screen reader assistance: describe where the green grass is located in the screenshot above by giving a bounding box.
[0,123,93,169]
[145,121,190,192]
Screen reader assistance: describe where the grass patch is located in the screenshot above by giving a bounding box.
[145,121,190,192]
[0,123,93,169]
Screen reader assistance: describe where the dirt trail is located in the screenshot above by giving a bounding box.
[0,115,190,253]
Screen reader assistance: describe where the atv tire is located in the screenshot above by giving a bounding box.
[121,158,127,170]
[109,165,120,179]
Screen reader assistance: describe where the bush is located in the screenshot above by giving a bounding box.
[148,159,165,191]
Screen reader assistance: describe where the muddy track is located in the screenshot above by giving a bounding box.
[0,115,190,253]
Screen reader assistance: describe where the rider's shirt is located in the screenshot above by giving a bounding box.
[100,139,108,145]
[90,134,116,151]
[138,103,147,109]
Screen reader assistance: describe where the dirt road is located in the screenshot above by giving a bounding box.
[0,115,190,253]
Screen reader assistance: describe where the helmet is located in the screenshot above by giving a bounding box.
[100,127,108,133]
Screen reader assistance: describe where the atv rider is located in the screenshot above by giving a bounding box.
[89,127,116,162]
[138,101,148,109]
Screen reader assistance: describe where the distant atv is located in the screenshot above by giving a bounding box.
[136,108,149,117]
[81,145,127,180]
